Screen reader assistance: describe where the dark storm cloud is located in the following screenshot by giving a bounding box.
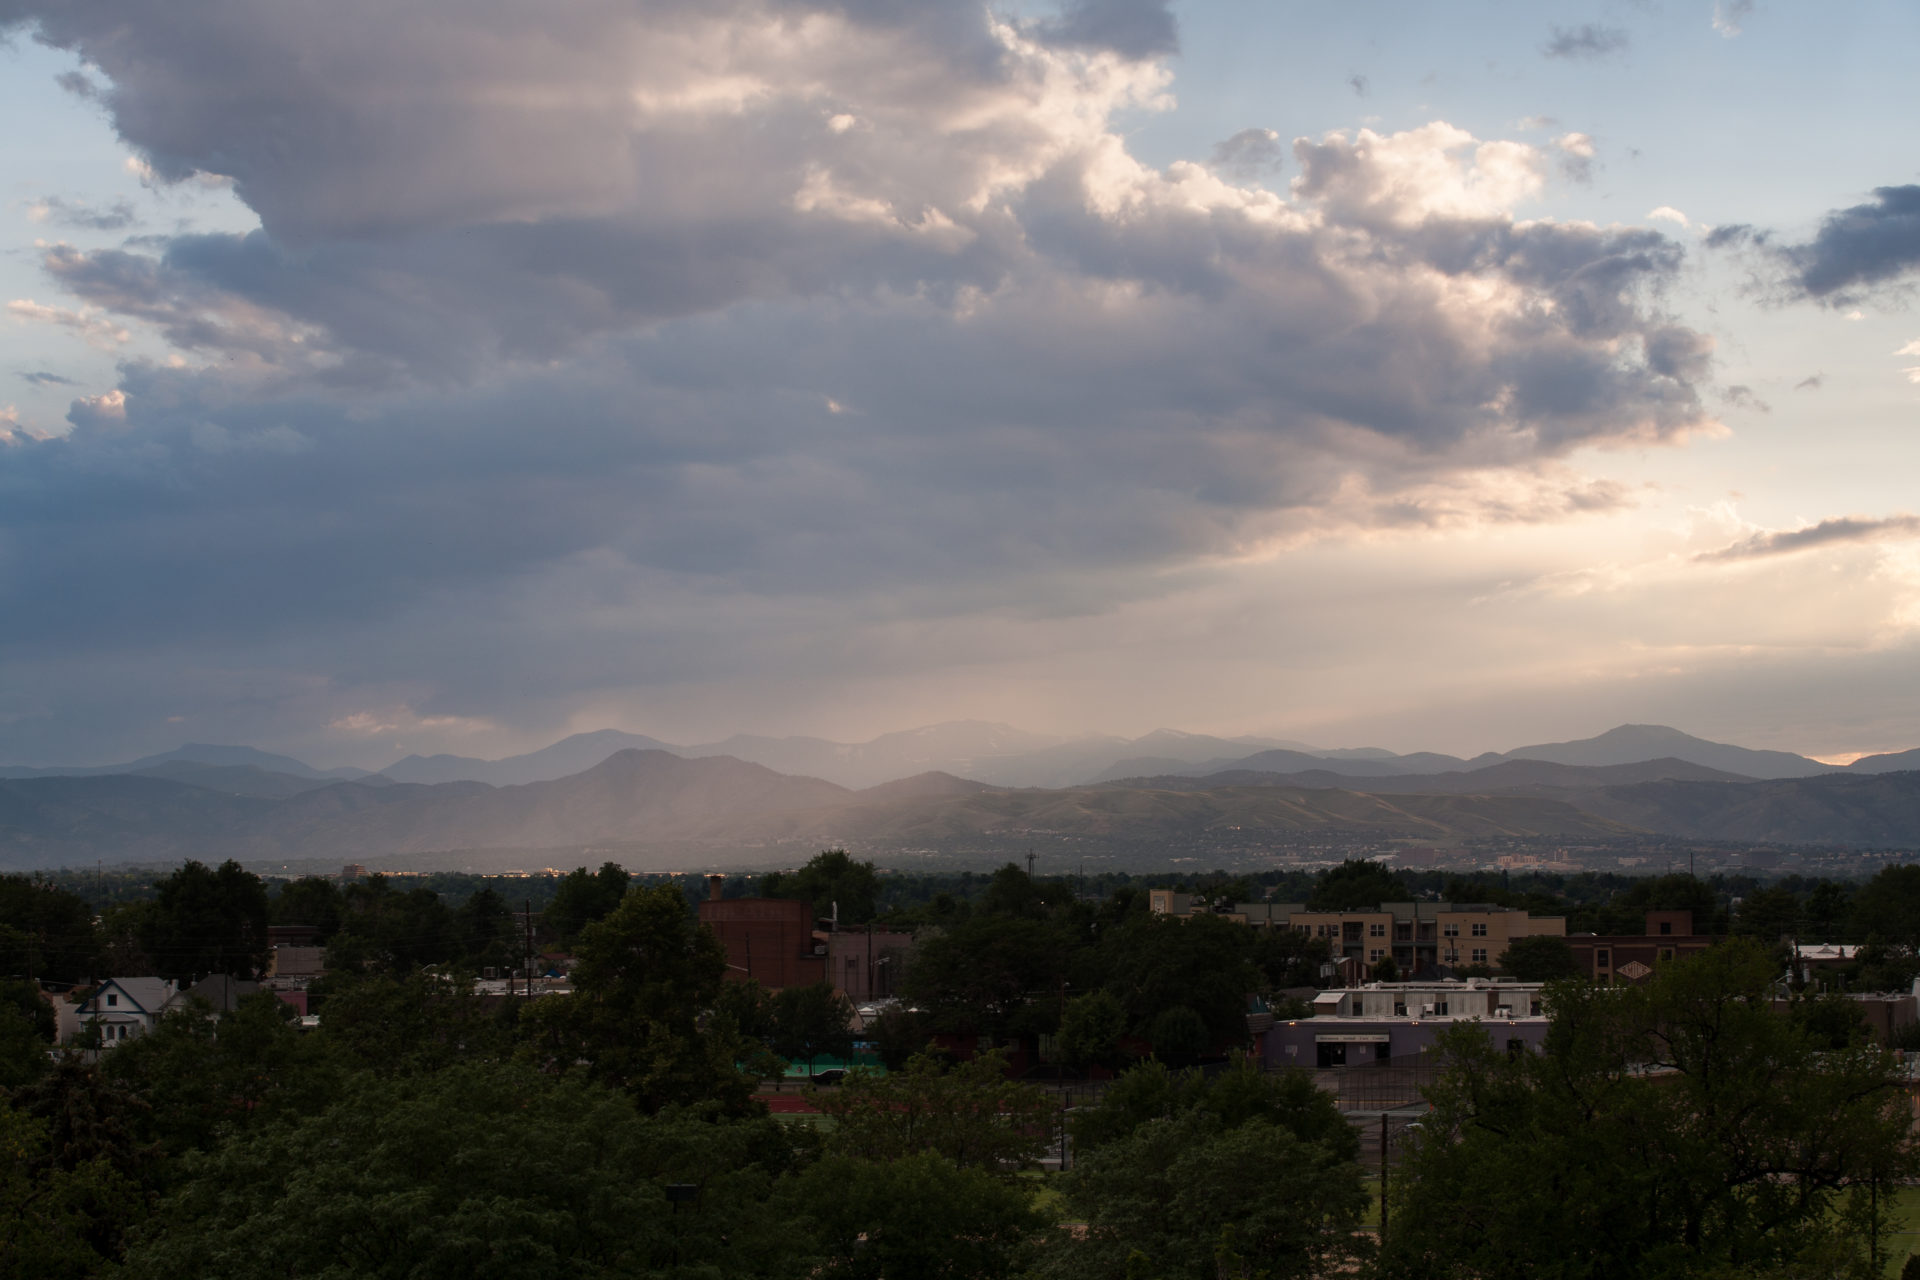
[0,1,1714,752]
[1037,0,1178,58]
[1778,186,1920,300]
[1542,25,1629,60]
[28,195,138,230]
[1698,515,1920,562]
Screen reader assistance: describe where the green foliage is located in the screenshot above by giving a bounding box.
[1148,1006,1208,1068]
[0,1099,146,1280]
[864,1001,931,1071]
[314,969,516,1076]
[518,884,757,1115]
[1034,1109,1368,1280]
[0,876,101,984]
[1382,939,1918,1279]
[769,981,854,1075]
[1732,884,1800,942]
[1308,858,1407,911]
[1250,924,1329,990]
[326,874,457,976]
[117,1063,803,1280]
[140,861,270,981]
[1107,913,1257,1052]
[540,861,630,945]
[814,1050,1055,1174]
[1850,863,1920,948]
[1057,988,1127,1072]
[761,849,882,925]
[1370,953,1401,982]
[775,1151,1044,1280]
[1497,933,1579,981]
[267,875,344,940]
[903,915,1064,1036]
[1068,1056,1355,1163]
[101,993,326,1158]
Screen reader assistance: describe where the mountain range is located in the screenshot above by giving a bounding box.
[5,723,1920,871]
[9,720,1877,793]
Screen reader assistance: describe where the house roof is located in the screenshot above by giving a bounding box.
[88,977,176,1014]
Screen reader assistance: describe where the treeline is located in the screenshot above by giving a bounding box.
[3,905,1912,1277]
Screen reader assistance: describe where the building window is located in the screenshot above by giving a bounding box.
[106,993,118,1007]
[1472,948,1488,963]
[1393,1002,1407,1016]
[1471,923,1488,937]
[1660,921,1673,935]
[1529,1000,1542,1016]
[1369,949,1384,961]
[1596,949,1610,966]
[1444,949,1459,963]
[1369,922,1385,937]
[1442,923,1459,937]
[1434,1001,1449,1016]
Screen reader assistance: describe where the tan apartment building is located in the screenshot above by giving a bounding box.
[1149,892,1564,978]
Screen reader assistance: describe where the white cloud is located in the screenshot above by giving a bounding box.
[7,297,132,348]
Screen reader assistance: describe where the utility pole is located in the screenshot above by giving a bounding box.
[523,900,534,998]
[1026,850,1036,880]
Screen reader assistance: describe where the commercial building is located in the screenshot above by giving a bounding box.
[1149,893,1566,978]
[1565,911,1713,983]
[1263,978,1550,1068]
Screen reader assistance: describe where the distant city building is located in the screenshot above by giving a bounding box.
[341,863,368,881]
[1149,893,1565,978]
[697,875,827,990]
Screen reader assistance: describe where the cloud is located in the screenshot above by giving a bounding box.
[1348,73,1369,98]
[1542,25,1629,60]
[0,0,1714,759]
[6,298,132,348]
[1698,514,1920,562]
[1035,0,1179,59]
[17,370,76,386]
[1712,0,1755,37]
[1554,132,1596,183]
[1776,185,1920,300]
[1721,384,1770,413]
[1793,373,1823,390]
[1209,128,1283,180]
[24,196,139,231]
[1648,206,1690,228]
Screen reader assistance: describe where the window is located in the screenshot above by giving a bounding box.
[106,993,117,1007]
[1369,949,1384,961]
[1529,1000,1542,1016]
[1393,1002,1407,1016]
[1369,923,1385,937]
[1434,1001,1449,1016]
[1442,923,1459,937]
[1596,949,1610,967]
[1444,949,1459,963]
[1471,948,1488,963]
[1471,923,1488,937]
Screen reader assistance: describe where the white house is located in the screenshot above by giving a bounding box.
[76,977,178,1045]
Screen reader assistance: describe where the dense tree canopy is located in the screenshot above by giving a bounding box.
[761,849,881,926]
[139,861,270,981]
[1383,939,1917,1279]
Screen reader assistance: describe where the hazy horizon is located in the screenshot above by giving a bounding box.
[5,2,1918,771]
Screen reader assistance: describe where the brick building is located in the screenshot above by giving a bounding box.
[1565,910,1713,983]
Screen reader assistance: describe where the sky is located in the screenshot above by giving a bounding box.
[2,0,1918,769]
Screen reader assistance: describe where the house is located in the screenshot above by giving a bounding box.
[1265,978,1550,1068]
[174,974,261,1013]
[1565,911,1714,983]
[75,977,179,1045]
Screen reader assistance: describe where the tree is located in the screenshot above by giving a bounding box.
[540,861,629,945]
[116,1063,802,1280]
[517,884,757,1114]
[1308,859,1406,911]
[328,875,456,975]
[267,876,343,941]
[814,1049,1055,1174]
[0,876,101,984]
[769,981,854,1077]
[453,885,516,969]
[762,849,881,926]
[1850,863,1920,949]
[1251,924,1329,990]
[865,1001,931,1071]
[1106,913,1257,1053]
[1034,1109,1368,1280]
[1371,953,1401,982]
[1382,940,1918,1279]
[1733,885,1800,943]
[776,1151,1044,1280]
[1149,1006,1208,1067]
[902,915,1063,1036]
[140,861,270,981]
[1069,1056,1356,1161]
[1497,933,1578,981]
[1056,988,1127,1073]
